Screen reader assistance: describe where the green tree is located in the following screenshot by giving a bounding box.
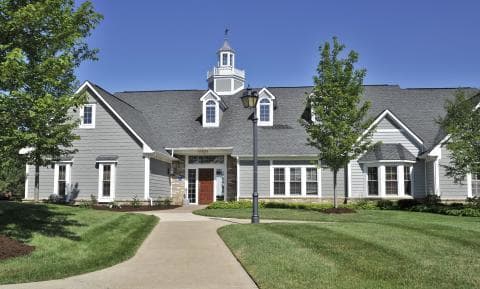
[438,90,480,182]
[0,0,102,201]
[302,37,374,208]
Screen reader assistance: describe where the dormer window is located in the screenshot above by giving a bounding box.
[201,91,223,128]
[256,88,275,126]
[259,99,271,122]
[205,100,216,124]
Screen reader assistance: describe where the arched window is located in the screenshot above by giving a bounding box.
[205,100,216,124]
[260,99,270,122]
[258,98,273,126]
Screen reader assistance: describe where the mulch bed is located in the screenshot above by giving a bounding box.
[92,205,181,212]
[0,235,35,260]
[322,207,356,214]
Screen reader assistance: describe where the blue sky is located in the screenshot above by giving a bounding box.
[76,0,480,92]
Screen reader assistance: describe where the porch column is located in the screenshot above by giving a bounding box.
[144,156,150,200]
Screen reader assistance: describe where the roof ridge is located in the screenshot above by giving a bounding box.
[116,89,207,94]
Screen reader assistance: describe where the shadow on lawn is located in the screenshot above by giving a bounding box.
[0,202,83,242]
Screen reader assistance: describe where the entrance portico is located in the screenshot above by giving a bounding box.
[167,147,233,205]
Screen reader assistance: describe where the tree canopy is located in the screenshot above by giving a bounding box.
[302,37,374,207]
[0,0,102,200]
[438,90,480,181]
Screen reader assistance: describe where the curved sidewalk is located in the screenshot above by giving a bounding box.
[0,206,257,289]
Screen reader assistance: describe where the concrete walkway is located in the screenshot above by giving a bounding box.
[1,206,257,289]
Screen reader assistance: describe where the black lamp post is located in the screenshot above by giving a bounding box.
[241,87,260,224]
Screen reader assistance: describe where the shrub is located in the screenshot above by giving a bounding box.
[466,196,480,208]
[423,194,441,206]
[90,194,98,205]
[397,199,420,210]
[376,199,395,210]
[207,200,256,209]
[47,194,66,204]
[108,201,121,209]
[345,200,378,210]
[162,198,172,206]
[78,200,92,209]
[444,207,480,217]
[130,194,141,208]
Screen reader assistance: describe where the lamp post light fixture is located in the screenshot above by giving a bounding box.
[241,87,260,224]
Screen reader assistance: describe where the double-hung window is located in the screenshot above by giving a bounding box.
[257,98,273,126]
[54,162,71,196]
[385,166,398,195]
[98,163,116,201]
[272,166,319,196]
[273,168,286,195]
[80,104,95,128]
[58,165,67,196]
[368,167,379,196]
[306,168,318,195]
[289,168,302,195]
[404,166,412,196]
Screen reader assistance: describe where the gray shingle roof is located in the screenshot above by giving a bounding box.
[358,143,416,162]
[90,83,478,157]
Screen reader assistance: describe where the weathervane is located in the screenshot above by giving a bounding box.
[224,28,229,39]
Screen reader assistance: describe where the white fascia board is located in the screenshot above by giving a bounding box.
[359,109,424,146]
[258,87,276,100]
[199,89,221,101]
[359,160,417,164]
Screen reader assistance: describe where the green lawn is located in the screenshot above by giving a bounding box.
[0,202,158,284]
[198,208,480,289]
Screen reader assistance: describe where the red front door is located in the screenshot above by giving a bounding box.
[198,169,214,204]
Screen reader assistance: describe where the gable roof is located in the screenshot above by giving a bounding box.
[78,81,173,161]
[86,83,478,157]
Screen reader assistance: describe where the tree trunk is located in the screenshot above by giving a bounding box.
[333,169,337,208]
[34,164,40,202]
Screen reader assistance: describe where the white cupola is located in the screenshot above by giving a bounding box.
[207,35,245,95]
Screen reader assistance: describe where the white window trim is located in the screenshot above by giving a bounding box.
[364,163,414,198]
[98,163,116,202]
[203,100,219,127]
[257,98,273,126]
[53,162,72,195]
[269,165,321,197]
[79,104,96,129]
[257,88,276,127]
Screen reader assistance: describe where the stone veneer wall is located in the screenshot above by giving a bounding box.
[170,156,185,205]
[227,156,237,201]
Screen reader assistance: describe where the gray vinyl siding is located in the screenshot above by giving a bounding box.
[439,146,469,199]
[425,161,435,195]
[26,90,146,201]
[371,117,420,156]
[215,79,231,92]
[350,162,365,198]
[26,165,55,198]
[321,167,345,198]
[238,160,270,197]
[348,116,424,198]
[150,159,170,199]
[413,160,426,198]
[234,79,243,90]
